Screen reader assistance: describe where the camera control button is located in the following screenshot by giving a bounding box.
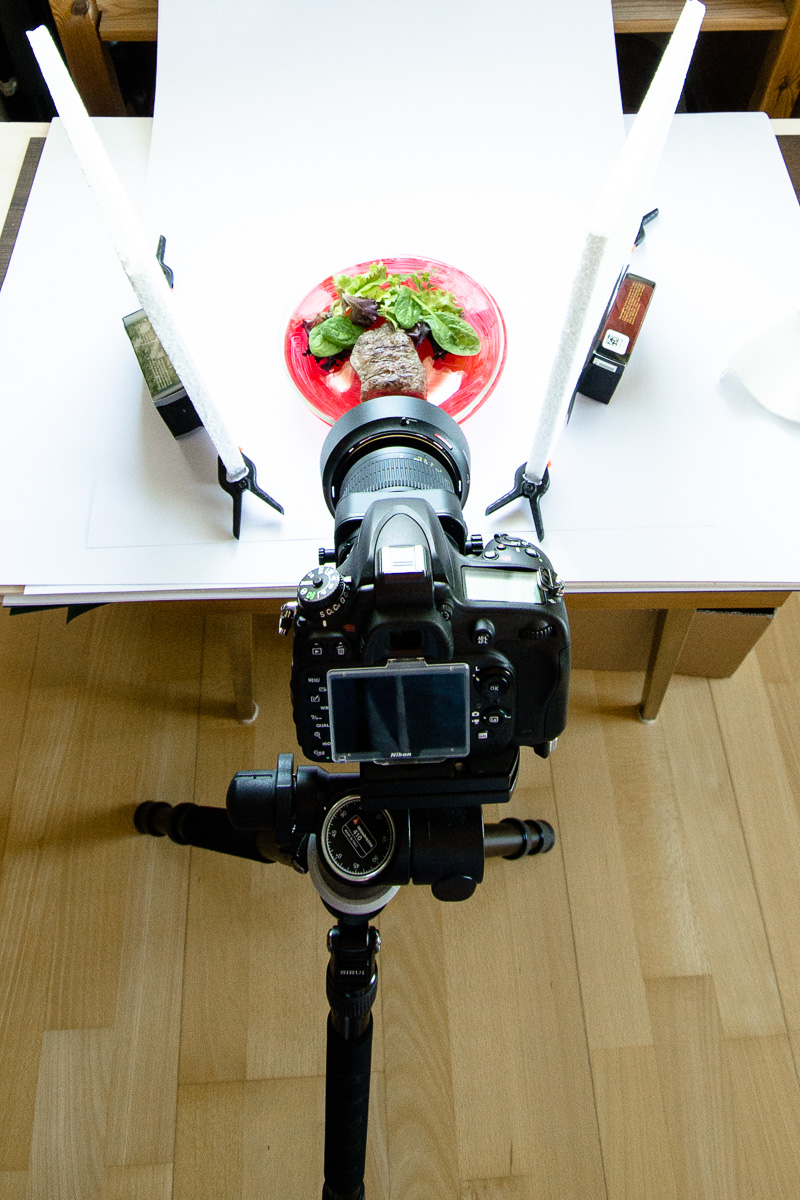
[475,666,513,699]
[483,549,499,560]
[520,619,553,639]
[482,708,509,728]
[471,618,496,648]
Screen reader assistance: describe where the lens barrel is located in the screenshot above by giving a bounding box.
[339,447,456,499]
[320,396,471,516]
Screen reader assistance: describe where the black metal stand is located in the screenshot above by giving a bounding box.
[217,452,284,539]
[485,464,550,541]
[134,778,554,1199]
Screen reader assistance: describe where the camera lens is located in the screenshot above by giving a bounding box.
[320,396,471,515]
[339,447,456,499]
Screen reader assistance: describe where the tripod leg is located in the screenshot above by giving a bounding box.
[134,801,274,863]
[323,1014,373,1200]
[322,920,379,1200]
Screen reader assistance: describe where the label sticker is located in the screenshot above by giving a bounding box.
[602,329,630,354]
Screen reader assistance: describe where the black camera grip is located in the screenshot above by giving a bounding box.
[323,1014,373,1199]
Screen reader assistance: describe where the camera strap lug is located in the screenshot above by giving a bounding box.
[538,566,565,602]
[278,602,297,636]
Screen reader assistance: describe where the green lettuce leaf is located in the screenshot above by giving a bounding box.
[425,312,481,356]
[308,315,364,357]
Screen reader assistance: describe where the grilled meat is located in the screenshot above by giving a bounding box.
[350,324,427,402]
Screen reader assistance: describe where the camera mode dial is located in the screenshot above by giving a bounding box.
[297,564,349,619]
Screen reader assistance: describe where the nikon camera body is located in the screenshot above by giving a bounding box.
[286,397,569,801]
[290,500,568,780]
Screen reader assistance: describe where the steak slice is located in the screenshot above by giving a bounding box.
[350,324,427,402]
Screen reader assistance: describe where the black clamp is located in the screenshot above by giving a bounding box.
[485,464,550,542]
[217,452,284,539]
[155,234,174,286]
[634,207,659,247]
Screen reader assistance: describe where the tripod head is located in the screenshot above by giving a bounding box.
[225,751,554,916]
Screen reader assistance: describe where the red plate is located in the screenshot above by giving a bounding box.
[284,256,506,425]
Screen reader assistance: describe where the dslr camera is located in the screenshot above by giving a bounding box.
[286,397,570,814]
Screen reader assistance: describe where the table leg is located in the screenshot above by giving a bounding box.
[224,613,258,724]
[638,608,695,723]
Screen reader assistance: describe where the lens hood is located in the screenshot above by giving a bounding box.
[320,397,471,517]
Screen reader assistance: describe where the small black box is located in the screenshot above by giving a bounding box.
[575,272,656,404]
[122,309,203,438]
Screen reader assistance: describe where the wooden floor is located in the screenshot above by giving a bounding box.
[1,595,800,1199]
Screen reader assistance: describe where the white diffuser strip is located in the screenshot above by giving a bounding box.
[524,0,706,485]
[27,25,247,482]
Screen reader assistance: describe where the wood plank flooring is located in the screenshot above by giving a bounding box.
[1,596,800,1198]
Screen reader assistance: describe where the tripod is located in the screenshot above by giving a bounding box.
[134,753,554,1200]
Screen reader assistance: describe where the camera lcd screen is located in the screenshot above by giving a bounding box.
[462,567,543,604]
[327,663,470,763]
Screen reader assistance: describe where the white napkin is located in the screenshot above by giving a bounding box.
[726,306,800,422]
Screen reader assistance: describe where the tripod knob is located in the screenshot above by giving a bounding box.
[226,770,277,830]
[431,875,477,902]
[226,753,295,844]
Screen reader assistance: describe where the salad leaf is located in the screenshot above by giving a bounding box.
[392,286,427,329]
[305,262,481,359]
[343,293,379,326]
[308,315,364,357]
[406,320,431,348]
[418,285,464,316]
[425,311,481,356]
[333,261,388,300]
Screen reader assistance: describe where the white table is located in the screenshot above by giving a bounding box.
[2,7,799,717]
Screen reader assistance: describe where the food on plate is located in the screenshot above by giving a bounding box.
[349,324,428,401]
[302,262,481,392]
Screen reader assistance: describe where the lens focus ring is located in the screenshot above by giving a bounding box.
[340,449,455,498]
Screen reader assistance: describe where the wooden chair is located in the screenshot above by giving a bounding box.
[47,0,157,116]
[614,1,800,116]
